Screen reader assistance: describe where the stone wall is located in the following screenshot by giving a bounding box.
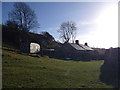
[20,42,30,53]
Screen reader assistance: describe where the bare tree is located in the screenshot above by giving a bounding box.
[8,2,39,32]
[58,21,77,43]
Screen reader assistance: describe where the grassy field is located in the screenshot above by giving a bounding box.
[2,45,113,88]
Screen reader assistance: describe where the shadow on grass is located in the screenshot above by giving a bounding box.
[100,63,119,87]
[99,48,119,88]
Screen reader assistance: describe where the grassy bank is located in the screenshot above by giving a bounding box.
[2,45,112,88]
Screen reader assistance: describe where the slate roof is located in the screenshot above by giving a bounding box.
[70,43,84,50]
[69,43,93,51]
[79,44,93,50]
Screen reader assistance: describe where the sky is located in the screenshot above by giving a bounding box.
[2,1,118,49]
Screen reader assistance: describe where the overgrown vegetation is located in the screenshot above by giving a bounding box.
[2,25,60,50]
[2,44,113,88]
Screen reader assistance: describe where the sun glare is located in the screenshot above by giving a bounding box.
[95,4,118,48]
[78,3,118,49]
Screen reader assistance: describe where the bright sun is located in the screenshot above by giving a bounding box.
[95,4,118,48]
[79,3,118,49]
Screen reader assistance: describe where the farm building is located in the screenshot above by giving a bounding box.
[55,40,95,61]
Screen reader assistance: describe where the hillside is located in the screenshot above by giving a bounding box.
[2,25,61,50]
[2,44,113,88]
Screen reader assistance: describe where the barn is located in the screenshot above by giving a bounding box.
[55,40,94,61]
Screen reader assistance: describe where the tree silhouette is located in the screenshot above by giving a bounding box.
[8,2,39,32]
[58,21,77,43]
[6,20,19,30]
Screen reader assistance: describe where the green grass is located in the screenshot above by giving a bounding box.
[2,45,113,88]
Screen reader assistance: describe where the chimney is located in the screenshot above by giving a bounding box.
[85,43,88,46]
[75,40,79,45]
